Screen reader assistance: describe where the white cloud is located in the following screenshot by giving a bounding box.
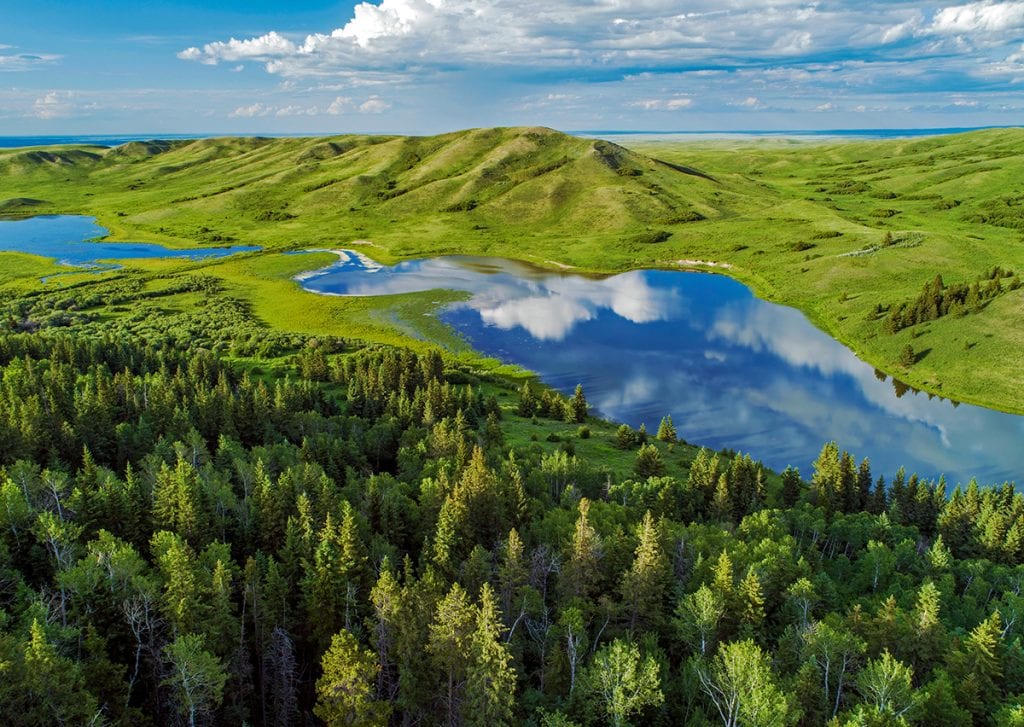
[177,1,964,80]
[229,103,273,118]
[358,95,391,113]
[276,105,319,116]
[31,91,78,119]
[178,31,296,66]
[631,97,693,111]
[326,96,353,114]
[929,1,1024,35]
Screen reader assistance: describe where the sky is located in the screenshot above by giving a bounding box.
[2,0,1024,134]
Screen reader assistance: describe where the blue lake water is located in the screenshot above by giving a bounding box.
[297,250,1024,486]
[0,216,259,274]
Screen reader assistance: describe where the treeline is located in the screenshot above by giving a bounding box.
[881,267,1019,333]
[1,332,1024,726]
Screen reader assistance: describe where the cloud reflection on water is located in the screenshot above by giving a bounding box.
[298,251,1023,485]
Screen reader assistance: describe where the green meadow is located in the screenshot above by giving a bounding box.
[1,126,1022,411]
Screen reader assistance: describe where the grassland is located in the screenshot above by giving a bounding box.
[0,126,1022,412]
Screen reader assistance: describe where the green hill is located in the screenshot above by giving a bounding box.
[0,127,715,259]
[1,126,1022,412]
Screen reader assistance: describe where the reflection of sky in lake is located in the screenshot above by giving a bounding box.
[303,251,1024,486]
[0,216,259,273]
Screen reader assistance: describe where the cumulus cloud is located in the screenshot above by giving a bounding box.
[358,95,391,113]
[326,96,353,114]
[172,0,1024,126]
[178,0,980,79]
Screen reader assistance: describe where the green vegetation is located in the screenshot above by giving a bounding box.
[0,322,1022,726]
[2,126,1023,410]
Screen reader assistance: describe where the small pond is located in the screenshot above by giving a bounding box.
[0,215,259,277]
[297,250,1024,486]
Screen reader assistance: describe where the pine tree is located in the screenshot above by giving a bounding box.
[737,567,765,637]
[634,443,665,478]
[465,584,517,726]
[560,498,603,601]
[621,511,670,630]
[780,466,802,508]
[567,384,588,424]
[428,583,476,726]
[516,382,537,417]
[656,415,677,443]
[314,629,390,727]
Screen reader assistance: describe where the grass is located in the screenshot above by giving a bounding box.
[0,126,1022,412]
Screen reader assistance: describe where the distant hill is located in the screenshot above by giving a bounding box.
[0,127,717,252]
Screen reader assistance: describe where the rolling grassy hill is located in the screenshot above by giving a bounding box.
[1,126,1022,413]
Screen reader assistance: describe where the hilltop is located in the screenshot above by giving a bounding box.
[1,126,1023,412]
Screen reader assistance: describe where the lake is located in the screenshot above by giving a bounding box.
[297,250,1024,486]
[0,215,259,275]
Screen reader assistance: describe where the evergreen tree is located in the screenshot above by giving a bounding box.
[621,511,670,630]
[656,415,677,443]
[315,629,390,727]
[466,584,517,727]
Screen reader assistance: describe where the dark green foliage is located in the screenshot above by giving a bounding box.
[0,326,1020,726]
[884,268,1017,333]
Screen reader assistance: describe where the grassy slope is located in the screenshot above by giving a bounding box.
[0,126,1022,412]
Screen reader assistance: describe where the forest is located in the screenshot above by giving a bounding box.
[1,309,1024,726]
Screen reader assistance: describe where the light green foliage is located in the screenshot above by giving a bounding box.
[315,629,390,727]
[466,584,517,726]
[855,651,915,719]
[584,638,664,727]
[674,584,724,656]
[696,638,794,727]
[162,633,228,727]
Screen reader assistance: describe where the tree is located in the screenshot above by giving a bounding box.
[803,619,865,719]
[634,444,665,478]
[615,424,637,450]
[428,583,476,726]
[656,416,677,443]
[567,384,589,424]
[584,639,663,727]
[856,651,914,719]
[162,633,228,727]
[560,498,603,601]
[737,567,765,637]
[786,577,817,631]
[674,585,724,656]
[517,382,537,417]
[621,511,670,630]
[466,584,517,726]
[898,344,915,368]
[780,466,802,508]
[696,639,792,727]
[314,629,390,727]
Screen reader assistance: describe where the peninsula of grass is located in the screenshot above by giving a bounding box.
[1,126,1022,413]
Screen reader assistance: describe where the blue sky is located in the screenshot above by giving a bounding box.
[2,0,1024,134]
